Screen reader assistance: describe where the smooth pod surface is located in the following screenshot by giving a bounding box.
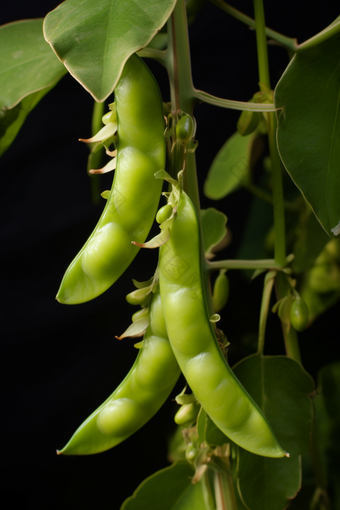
[290,296,309,332]
[56,55,165,304]
[159,190,285,458]
[59,291,181,455]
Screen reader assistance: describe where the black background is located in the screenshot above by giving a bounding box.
[1,1,339,508]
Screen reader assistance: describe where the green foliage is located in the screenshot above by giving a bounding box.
[120,462,205,510]
[2,1,340,509]
[200,208,228,258]
[233,354,314,510]
[0,19,66,155]
[204,131,256,199]
[0,19,66,110]
[44,0,176,101]
[275,32,340,239]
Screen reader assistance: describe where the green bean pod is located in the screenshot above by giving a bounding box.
[58,290,180,455]
[159,190,285,458]
[56,55,165,304]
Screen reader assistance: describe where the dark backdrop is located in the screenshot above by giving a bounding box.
[1,1,339,508]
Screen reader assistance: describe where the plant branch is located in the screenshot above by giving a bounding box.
[209,0,298,52]
[137,48,167,65]
[254,0,286,267]
[297,16,340,52]
[194,89,277,111]
[213,467,238,510]
[253,0,271,89]
[207,257,290,271]
[201,471,216,510]
[166,0,200,213]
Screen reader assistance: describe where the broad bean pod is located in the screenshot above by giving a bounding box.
[58,290,180,455]
[158,189,286,458]
[56,55,165,304]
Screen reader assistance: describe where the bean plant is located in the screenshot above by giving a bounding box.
[1,0,340,508]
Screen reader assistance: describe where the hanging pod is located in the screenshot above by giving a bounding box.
[56,54,166,304]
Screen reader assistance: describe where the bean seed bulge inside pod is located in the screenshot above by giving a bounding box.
[81,223,132,279]
[97,398,144,436]
[156,204,173,224]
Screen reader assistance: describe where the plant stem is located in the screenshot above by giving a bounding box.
[166,0,200,213]
[89,101,105,205]
[253,0,286,267]
[91,100,105,135]
[201,471,216,510]
[137,48,166,65]
[194,89,277,112]
[297,16,340,52]
[253,0,271,90]
[209,0,298,52]
[213,469,238,510]
[258,271,276,354]
[207,257,288,271]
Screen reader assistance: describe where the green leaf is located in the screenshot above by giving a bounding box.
[292,207,330,273]
[0,87,51,157]
[234,354,314,456]
[121,461,206,510]
[0,19,66,110]
[205,416,230,447]
[237,191,273,279]
[200,208,227,258]
[204,131,256,199]
[44,0,176,101]
[233,354,314,510]
[319,362,340,423]
[167,426,187,463]
[0,19,66,156]
[275,33,340,239]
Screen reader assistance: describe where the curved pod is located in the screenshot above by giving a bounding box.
[59,291,180,455]
[57,55,165,304]
[159,191,285,458]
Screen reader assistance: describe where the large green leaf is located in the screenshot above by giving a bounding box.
[292,207,329,273]
[233,354,314,510]
[275,33,340,239]
[0,19,66,156]
[44,0,176,101]
[204,131,256,199]
[121,461,206,510]
[0,87,52,157]
[0,19,66,110]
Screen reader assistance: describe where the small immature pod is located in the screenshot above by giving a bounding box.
[156,204,173,224]
[290,296,309,332]
[174,402,199,426]
[176,114,194,142]
[185,443,198,462]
